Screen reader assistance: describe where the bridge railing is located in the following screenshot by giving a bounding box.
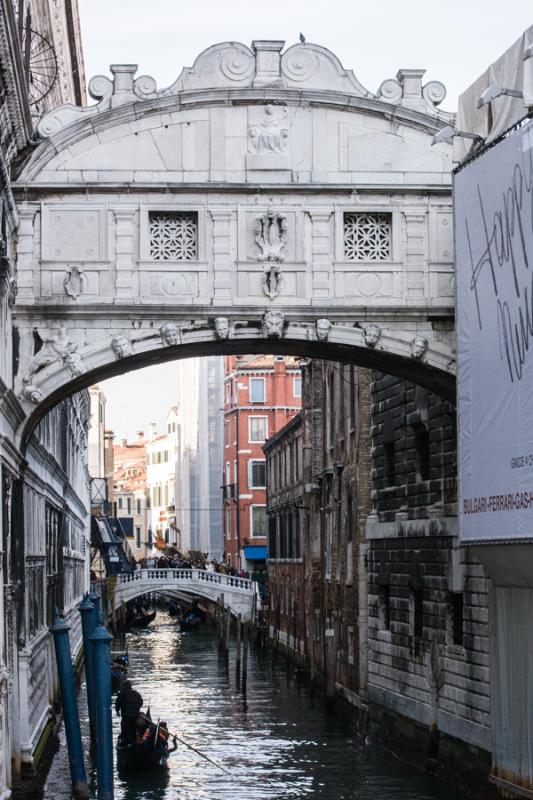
[116,568,255,593]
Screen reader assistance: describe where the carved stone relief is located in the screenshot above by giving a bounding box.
[63,266,88,299]
[111,334,133,359]
[410,335,428,360]
[160,323,180,346]
[214,317,231,340]
[262,310,285,338]
[21,379,45,404]
[28,325,78,376]
[364,324,382,348]
[315,318,331,341]
[247,105,289,170]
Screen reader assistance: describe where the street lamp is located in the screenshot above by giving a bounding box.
[431,125,484,146]
[477,84,524,108]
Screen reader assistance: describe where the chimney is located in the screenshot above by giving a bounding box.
[149,422,157,440]
[122,438,128,447]
[137,430,144,441]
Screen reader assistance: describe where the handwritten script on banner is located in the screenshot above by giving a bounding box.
[456,119,533,541]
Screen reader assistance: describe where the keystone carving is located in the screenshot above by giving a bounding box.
[63,266,88,299]
[410,335,429,360]
[315,318,331,341]
[262,310,284,338]
[111,334,133,359]
[214,317,231,340]
[160,323,180,346]
[364,324,382,348]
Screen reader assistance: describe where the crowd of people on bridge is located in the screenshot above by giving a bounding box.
[135,553,252,579]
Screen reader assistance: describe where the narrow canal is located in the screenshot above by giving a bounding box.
[44,613,466,800]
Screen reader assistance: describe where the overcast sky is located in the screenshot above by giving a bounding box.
[87,0,533,440]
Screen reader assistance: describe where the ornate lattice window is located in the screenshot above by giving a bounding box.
[149,212,197,260]
[343,212,392,261]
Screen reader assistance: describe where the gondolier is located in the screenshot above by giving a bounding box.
[115,680,143,745]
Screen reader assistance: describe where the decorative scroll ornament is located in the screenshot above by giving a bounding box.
[364,324,382,348]
[262,265,283,299]
[248,105,288,154]
[160,322,180,346]
[21,379,44,404]
[63,266,88,299]
[262,310,285,338]
[214,317,231,340]
[111,334,133,359]
[315,318,331,341]
[410,335,428,360]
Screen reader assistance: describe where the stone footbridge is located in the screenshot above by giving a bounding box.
[109,568,260,620]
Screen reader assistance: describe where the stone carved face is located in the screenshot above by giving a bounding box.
[315,318,331,341]
[160,323,180,346]
[364,324,382,348]
[410,335,428,360]
[64,352,86,377]
[111,335,133,359]
[22,382,44,404]
[262,310,284,339]
[214,317,230,340]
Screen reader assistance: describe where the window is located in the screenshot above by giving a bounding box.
[412,588,424,639]
[127,497,131,515]
[293,376,302,397]
[327,371,335,448]
[248,460,266,488]
[250,506,267,538]
[250,378,265,403]
[343,212,392,261]
[135,527,141,549]
[118,497,123,510]
[268,514,277,558]
[349,365,357,429]
[225,421,230,447]
[149,211,197,260]
[448,592,464,647]
[378,585,391,631]
[136,498,141,515]
[414,427,430,482]
[249,417,267,442]
[384,441,395,485]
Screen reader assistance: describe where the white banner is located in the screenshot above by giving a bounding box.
[456,120,533,541]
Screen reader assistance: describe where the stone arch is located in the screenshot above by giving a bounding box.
[18,321,454,450]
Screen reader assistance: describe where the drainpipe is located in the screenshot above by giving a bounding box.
[358,543,369,699]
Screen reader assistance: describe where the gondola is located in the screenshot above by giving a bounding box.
[111,651,129,692]
[179,612,201,632]
[130,610,156,629]
[116,739,171,771]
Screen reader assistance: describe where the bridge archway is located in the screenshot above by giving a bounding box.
[11,39,456,448]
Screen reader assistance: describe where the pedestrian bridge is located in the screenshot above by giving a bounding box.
[110,568,260,619]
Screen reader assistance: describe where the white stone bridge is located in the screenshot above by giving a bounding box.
[109,568,260,620]
[9,38,457,449]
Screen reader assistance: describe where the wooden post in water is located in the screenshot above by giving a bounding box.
[235,614,242,679]
[242,621,249,693]
[225,609,231,658]
[218,594,225,649]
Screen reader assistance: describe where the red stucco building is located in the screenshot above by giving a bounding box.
[223,355,302,571]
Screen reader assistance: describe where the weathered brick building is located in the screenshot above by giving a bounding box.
[266,365,492,791]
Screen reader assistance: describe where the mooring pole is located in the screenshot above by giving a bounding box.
[78,594,97,748]
[242,621,249,693]
[235,613,242,679]
[50,614,89,800]
[90,624,114,800]
[225,609,231,659]
[218,594,224,649]
[89,586,101,626]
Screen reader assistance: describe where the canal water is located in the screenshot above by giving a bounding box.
[44,613,466,800]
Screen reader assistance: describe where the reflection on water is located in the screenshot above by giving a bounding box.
[45,613,466,800]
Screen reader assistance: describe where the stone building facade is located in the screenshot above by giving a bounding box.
[223,354,302,571]
[0,0,87,792]
[112,434,149,559]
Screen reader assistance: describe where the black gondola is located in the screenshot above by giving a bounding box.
[130,610,156,629]
[111,651,128,693]
[179,612,201,632]
[116,740,171,771]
